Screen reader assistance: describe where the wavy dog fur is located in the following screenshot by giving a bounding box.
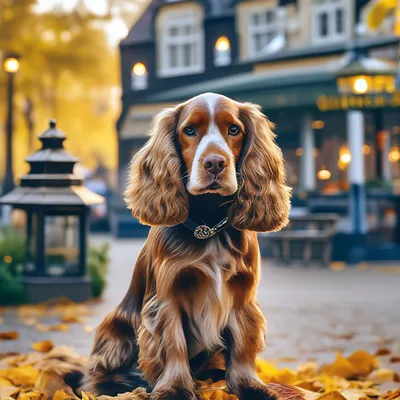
[76,93,300,400]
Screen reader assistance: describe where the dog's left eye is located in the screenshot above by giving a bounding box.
[183,125,196,136]
[228,124,240,136]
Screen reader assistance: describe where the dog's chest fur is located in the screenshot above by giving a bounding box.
[177,239,239,358]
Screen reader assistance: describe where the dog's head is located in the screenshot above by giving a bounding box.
[125,93,291,232]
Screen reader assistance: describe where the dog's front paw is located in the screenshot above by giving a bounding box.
[151,387,199,400]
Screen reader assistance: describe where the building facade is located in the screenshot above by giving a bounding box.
[116,0,400,261]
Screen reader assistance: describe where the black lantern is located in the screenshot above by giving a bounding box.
[0,120,104,302]
[335,51,397,95]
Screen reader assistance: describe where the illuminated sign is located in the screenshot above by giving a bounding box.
[317,92,400,111]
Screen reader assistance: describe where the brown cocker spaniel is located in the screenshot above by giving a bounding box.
[73,93,314,400]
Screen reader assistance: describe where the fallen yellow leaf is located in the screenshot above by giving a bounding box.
[81,392,96,400]
[35,324,50,333]
[0,365,39,386]
[0,331,19,340]
[324,353,358,378]
[317,390,346,400]
[49,324,70,332]
[18,390,47,400]
[368,368,396,384]
[347,350,378,376]
[32,340,54,353]
[83,325,93,334]
[61,314,82,324]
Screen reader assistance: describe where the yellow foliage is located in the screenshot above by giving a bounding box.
[0,345,399,400]
[323,353,358,378]
[49,324,70,332]
[0,331,20,340]
[0,365,39,387]
[366,0,397,30]
[346,351,378,375]
[32,340,54,353]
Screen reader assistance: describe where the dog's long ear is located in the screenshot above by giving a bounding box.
[124,106,188,226]
[229,103,291,232]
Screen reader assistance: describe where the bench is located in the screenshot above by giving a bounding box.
[267,214,339,266]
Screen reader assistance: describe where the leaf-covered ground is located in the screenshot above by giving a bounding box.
[1,239,400,400]
[1,342,400,400]
[1,299,400,400]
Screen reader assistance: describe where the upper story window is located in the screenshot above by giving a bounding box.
[156,5,204,77]
[247,7,285,58]
[311,0,349,45]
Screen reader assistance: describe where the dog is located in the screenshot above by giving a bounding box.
[72,93,310,400]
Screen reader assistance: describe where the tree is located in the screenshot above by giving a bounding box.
[0,0,147,182]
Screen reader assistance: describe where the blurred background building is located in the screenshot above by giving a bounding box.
[113,0,400,263]
[2,0,400,264]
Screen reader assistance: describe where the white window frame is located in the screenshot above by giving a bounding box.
[247,6,285,59]
[311,0,349,45]
[158,10,204,78]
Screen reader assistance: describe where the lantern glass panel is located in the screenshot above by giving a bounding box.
[25,212,38,275]
[44,215,80,276]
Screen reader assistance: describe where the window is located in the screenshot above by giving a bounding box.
[157,8,204,77]
[131,63,148,91]
[248,7,285,58]
[311,0,348,45]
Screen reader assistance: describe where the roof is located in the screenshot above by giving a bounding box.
[145,59,338,103]
[120,0,162,46]
[0,186,104,207]
[120,0,236,47]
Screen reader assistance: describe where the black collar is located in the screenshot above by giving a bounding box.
[180,193,233,240]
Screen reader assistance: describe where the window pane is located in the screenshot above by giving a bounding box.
[183,24,192,35]
[45,215,80,276]
[183,43,192,67]
[254,33,263,52]
[252,13,260,26]
[169,26,179,36]
[169,45,178,68]
[336,8,344,33]
[319,12,328,36]
[192,42,198,65]
[267,31,276,44]
[266,10,275,24]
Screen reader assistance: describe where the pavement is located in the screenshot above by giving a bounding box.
[1,235,400,369]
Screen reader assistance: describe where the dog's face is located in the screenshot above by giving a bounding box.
[176,93,244,196]
[125,92,291,231]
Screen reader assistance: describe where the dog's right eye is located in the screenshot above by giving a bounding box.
[183,126,196,136]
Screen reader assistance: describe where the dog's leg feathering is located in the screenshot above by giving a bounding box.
[138,298,198,400]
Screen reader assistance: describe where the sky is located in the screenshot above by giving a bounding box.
[33,0,138,45]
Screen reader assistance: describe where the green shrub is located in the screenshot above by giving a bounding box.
[0,225,110,303]
[88,242,110,298]
[0,263,26,305]
[0,227,27,305]
[0,227,25,275]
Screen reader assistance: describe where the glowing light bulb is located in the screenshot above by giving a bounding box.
[353,77,368,94]
[133,63,146,76]
[4,57,19,73]
[317,169,331,180]
[216,36,230,51]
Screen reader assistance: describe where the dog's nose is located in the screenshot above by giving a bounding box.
[203,154,226,175]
